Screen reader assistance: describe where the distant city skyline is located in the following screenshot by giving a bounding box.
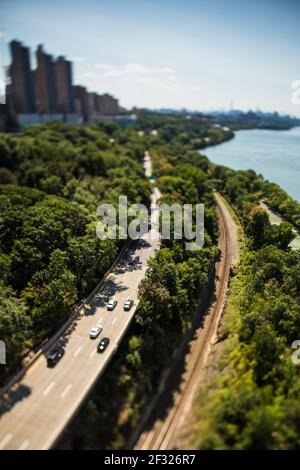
[1,0,300,116]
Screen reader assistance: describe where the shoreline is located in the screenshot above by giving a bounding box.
[202,126,300,203]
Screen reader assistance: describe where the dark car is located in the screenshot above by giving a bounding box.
[97,337,110,353]
[46,347,64,367]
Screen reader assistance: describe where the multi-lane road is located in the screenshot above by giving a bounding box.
[0,152,160,450]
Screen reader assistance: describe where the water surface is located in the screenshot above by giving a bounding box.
[204,127,300,202]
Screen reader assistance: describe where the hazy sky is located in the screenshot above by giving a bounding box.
[1,0,299,115]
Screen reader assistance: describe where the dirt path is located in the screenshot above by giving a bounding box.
[133,192,239,450]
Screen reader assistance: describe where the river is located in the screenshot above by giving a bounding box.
[204,127,300,202]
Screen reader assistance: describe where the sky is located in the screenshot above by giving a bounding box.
[1,0,300,115]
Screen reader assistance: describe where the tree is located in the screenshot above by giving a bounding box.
[0,283,32,379]
[267,222,295,250]
[247,209,270,249]
[22,249,77,335]
[0,168,17,185]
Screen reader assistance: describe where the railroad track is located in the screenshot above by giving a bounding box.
[134,194,233,450]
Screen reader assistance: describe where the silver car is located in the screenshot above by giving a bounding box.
[89,324,103,339]
[107,298,118,311]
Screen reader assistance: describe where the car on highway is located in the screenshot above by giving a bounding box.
[97,337,110,353]
[89,324,103,339]
[107,298,118,311]
[46,347,65,367]
[123,298,134,311]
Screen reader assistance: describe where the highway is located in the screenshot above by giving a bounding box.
[134,192,239,450]
[0,151,160,450]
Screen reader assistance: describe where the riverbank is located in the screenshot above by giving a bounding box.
[203,127,300,202]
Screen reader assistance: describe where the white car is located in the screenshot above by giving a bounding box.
[89,324,103,339]
[107,298,118,311]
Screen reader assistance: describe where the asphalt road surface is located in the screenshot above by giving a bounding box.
[0,152,160,450]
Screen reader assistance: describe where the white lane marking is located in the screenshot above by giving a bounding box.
[43,381,55,396]
[89,348,97,358]
[112,316,117,325]
[73,345,82,357]
[98,316,103,323]
[0,433,13,450]
[18,440,29,450]
[61,384,72,398]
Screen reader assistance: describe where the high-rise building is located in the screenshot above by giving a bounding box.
[55,56,75,114]
[94,93,104,115]
[98,93,120,116]
[6,38,124,125]
[86,92,120,118]
[8,40,35,113]
[36,45,57,114]
[74,85,89,121]
[87,92,97,116]
[0,103,6,131]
